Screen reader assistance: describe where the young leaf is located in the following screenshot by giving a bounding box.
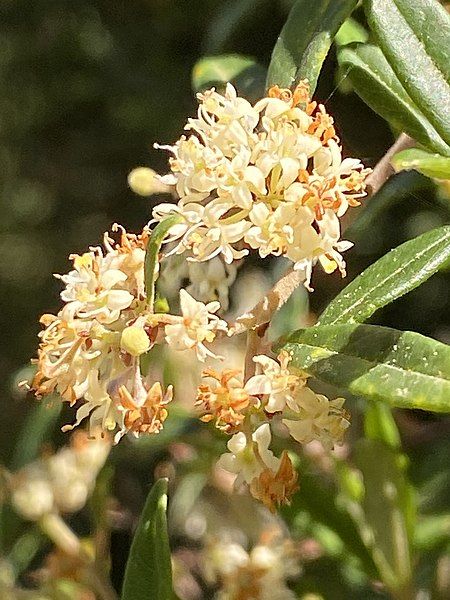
[121,479,173,600]
[192,55,266,100]
[266,0,358,93]
[338,44,450,155]
[364,402,401,451]
[283,323,450,413]
[392,148,450,180]
[145,215,182,310]
[364,0,450,146]
[350,440,414,597]
[318,226,450,326]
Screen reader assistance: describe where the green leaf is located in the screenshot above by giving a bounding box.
[318,226,450,326]
[121,479,173,600]
[145,215,182,310]
[338,44,450,155]
[283,323,450,412]
[205,0,266,54]
[350,440,414,596]
[364,402,401,451]
[335,18,368,47]
[192,54,266,100]
[392,148,450,180]
[283,471,377,576]
[267,0,358,93]
[364,0,450,146]
[11,397,62,471]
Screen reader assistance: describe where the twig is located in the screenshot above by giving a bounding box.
[365,133,415,196]
[235,133,416,349]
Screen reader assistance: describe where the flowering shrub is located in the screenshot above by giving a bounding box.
[1,1,450,599]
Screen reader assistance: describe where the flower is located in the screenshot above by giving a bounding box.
[153,81,370,288]
[245,351,304,413]
[196,368,256,433]
[29,226,177,441]
[202,534,300,600]
[249,451,299,513]
[216,423,279,486]
[283,387,350,450]
[164,289,228,361]
[11,431,111,520]
[128,166,173,196]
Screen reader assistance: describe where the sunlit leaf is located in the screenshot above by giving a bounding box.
[267,0,358,93]
[364,0,450,146]
[392,148,450,180]
[121,479,173,600]
[338,44,450,155]
[318,226,450,326]
[283,323,450,413]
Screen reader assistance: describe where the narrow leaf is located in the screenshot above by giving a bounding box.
[192,55,266,100]
[267,0,358,93]
[338,44,450,155]
[205,0,266,54]
[392,148,450,180]
[364,402,401,451]
[283,323,450,413]
[145,216,182,310]
[121,479,173,600]
[318,226,450,326]
[351,440,413,596]
[11,397,62,471]
[364,0,450,145]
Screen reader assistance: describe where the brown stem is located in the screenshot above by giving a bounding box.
[365,133,415,196]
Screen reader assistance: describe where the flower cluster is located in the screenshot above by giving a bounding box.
[28,81,362,513]
[10,431,110,521]
[202,535,300,600]
[30,226,227,441]
[153,81,369,288]
[210,352,349,511]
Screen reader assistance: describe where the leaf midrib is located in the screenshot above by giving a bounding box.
[320,229,450,325]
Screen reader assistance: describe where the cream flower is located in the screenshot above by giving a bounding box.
[153,81,369,287]
[11,431,110,520]
[245,351,303,413]
[164,289,228,361]
[216,423,280,485]
[283,387,350,450]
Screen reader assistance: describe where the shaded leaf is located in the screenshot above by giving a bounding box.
[350,440,414,596]
[11,397,62,471]
[283,471,377,576]
[283,323,450,412]
[318,226,450,326]
[392,148,450,180]
[364,402,401,450]
[364,0,450,145]
[121,479,173,600]
[205,0,266,54]
[267,0,358,93]
[192,55,266,100]
[338,44,450,155]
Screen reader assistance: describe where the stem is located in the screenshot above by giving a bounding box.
[39,513,117,600]
[365,133,415,197]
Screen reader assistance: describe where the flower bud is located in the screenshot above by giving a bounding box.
[128,167,169,196]
[120,325,151,356]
